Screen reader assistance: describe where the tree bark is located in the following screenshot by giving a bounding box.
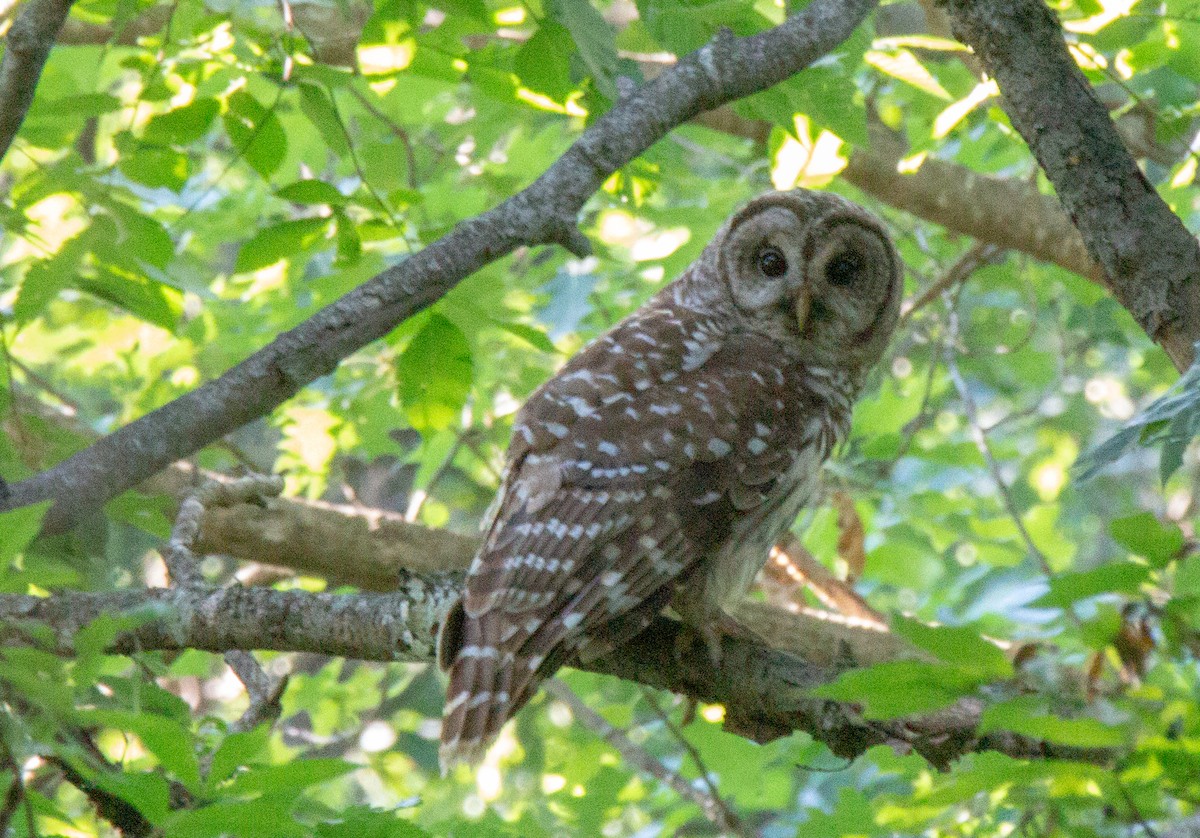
[0,581,1109,769]
[939,0,1200,371]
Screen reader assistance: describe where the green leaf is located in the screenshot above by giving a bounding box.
[118,145,192,191]
[297,83,350,157]
[207,725,272,790]
[104,203,175,270]
[75,710,201,791]
[1176,554,1200,596]
[1110,512,1185,567]
[799,787,881,838]
[277,179,347,206]
[890,616,1013,680]
[0,646,73,711]
[1076,342,1200,481]
[496,322,557,353]
[72,606,165,661]
[144,98,220,145]
[979,696,1128,747]
[84,768,172,825]
[78,265,183,331]
[14,229,92,321]
[223,91,287,180]
[315,808,431,838]
[235,217,330,273]
[552,0,621,100]
[333,208,362,265]
[810,660,980,719]
[0,501,51,564]
[1033,562,1150,608]
[223,758,356,797]
[515,22,576,100]
[398,313,474,434]
[164,796,306,838]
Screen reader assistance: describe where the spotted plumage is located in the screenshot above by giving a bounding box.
[437,189,902,771]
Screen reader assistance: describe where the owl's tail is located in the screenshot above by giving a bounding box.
[437,601,543,775]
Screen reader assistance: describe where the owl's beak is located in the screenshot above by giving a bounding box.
[793,287,812,333]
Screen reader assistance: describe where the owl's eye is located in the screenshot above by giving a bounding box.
[825,249,865,287]
[756,246,788,278]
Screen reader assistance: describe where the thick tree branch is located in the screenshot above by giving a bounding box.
[938,0,1200,371]
[1,0,879,533]
[842,144,1105,288]
[0,581,1108,769]
[0,0,76,164]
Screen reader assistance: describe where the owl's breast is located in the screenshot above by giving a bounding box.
[705,443,824,609]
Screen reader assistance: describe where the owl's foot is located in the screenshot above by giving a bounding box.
[673,623,724,669]
[697,623,724,669]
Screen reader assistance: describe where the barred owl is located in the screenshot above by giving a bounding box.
[437,189,901,771]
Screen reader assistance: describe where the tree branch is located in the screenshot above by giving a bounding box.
[0,0,76,164]
[0,580,1110,769]
[1,0,879,533]
[938,0,1200,371]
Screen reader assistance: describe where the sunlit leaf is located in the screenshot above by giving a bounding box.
[398,313,474,434]
[235,217,331,273]
[979,696,1128,747]
[144,98,220,146]
[1110,512,1185,567]
[865,49,952,100]
[223,90,287,179]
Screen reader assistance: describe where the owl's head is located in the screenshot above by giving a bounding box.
[696,189,902,378]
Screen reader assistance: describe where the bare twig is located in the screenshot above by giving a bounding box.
[544,680,750,837]
[943,312,1053,576]
[901,242,1003,322]
[348,85,421,189]
[165,474,289,732]
[764,533,886,627]
[638,688,750,837]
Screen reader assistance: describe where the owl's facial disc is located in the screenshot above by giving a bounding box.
[798,215,900,352]
[724,206,807,314]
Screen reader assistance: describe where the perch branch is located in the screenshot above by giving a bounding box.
[0,580,1111,770]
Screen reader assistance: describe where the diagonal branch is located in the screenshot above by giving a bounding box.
[0,0,880,534]
[545,679,751,837]
[0,0,76,164]
[937,0,1200,371]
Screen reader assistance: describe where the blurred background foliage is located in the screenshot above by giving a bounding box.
[2,0,1200,834]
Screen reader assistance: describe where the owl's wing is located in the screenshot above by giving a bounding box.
[440,313,825,766]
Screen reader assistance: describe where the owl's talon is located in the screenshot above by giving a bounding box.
[700,625,724,669]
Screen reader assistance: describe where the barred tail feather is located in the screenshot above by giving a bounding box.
[439,610,543,775]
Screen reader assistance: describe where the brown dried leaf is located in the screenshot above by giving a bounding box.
[1114,611,1154,680]
[832,490,867,582]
